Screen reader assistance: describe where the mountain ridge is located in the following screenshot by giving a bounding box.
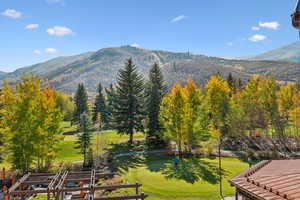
[239,42,300,62]
[1,45,300,93]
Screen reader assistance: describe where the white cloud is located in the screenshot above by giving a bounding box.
[25,24,39,30]
[171,15,188,23]
[259,21,280,30]
[249,34,267,42]
[226,42,233,46]
[130,43,140,48]
[1,9,22,19]
[251,26,260,31]
[45,48,58,54]
[47,26,73,36]
[33,49,42,55]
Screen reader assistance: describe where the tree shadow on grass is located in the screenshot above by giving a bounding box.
[108,144,228,185]
[108,143,145,173]
[107,143,144,155]
[144,155,228,185]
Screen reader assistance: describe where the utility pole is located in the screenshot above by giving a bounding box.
[219,137,223,200]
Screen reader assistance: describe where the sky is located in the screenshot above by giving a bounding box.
[0,0,299,72]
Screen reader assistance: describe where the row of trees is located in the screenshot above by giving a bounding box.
[162,75,300,154]
[72,57,300,155]
[72,58,167,149]
[0,77,63,172]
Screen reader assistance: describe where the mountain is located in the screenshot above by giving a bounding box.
[1,45,300,93]
[240,42,300,62]
[5,52,94,79]
[0,71,7,80]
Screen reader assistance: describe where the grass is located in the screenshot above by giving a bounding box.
[56,130,145,163]
[116,155,248,200]
[0,121,145,168]
[0,121,249,200]
[31,194,53,200]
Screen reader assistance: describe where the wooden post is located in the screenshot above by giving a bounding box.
[136,182,139,200]
[135,183,139,194]
[4,194,9,200]
[2,167,5,189]
[11,176,15,186]
[235,188,238,200]
[3,185,9,200]
[80,182,84,198]
[47,190,50,200]
[141,192,145,200]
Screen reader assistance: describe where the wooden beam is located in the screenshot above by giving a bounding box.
[90,169,96,200]
[8,173,31,193]
[48,171,63,190]
[22,178,95,185]
[55,170,68,190]
[94,193,148,200]
[22,180,51,185]
[9,184,144,196]
[30,173,56,176]
[94,184,142,191]
[9,189,49,195]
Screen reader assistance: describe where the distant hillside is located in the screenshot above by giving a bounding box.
[1,45,300,93]
[0,71,7,80]
[239,42,300,62]
[6,52,94,79]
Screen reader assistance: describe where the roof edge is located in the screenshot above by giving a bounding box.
[229,160,271,183]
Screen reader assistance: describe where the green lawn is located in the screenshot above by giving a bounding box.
[117,155,248,200]
[56,130,145,163]
[0,121,145,168]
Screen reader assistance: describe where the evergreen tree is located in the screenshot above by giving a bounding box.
[226,73,237,92]
[73,83,89,123]
[87,147,94,168]
[227,73,234,88]
[112,58,145,144]
[146,63,167,148]
[296,79,300,90]
[77,112,92,167]
[237,78,243,89]
[93,83,108,128]
[105,84,116,129]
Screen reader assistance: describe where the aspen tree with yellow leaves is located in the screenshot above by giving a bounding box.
[0,77,63,172]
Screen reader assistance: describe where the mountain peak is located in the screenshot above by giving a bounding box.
[240,41,300,62]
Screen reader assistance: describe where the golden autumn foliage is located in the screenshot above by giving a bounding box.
[160,80,209,154]
[0,77,63,172]
[205,75,232,137]
[160,73,300,154]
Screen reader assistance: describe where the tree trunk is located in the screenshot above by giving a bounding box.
[129,132,133,144]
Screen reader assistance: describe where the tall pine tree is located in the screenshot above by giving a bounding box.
[112,58,145,144]
[93,83,108,128]
[146,63,167,148]
[73,83,89,123]
[105,84,116,129]
[77,112,92,167]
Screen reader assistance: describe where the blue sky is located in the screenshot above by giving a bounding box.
[0,0,298,72]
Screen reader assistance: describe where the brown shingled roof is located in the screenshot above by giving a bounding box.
[229,160,300,200]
